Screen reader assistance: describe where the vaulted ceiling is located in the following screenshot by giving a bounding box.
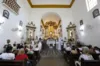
[27,0,75,8]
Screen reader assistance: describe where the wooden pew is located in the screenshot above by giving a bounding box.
[0,60,25,66]
[81,60,100,66]
[69,54,80,66]
[92,54,100,60]
[63,51,80,66]
[27,54,37,66]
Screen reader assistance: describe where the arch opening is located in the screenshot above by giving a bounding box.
[40,12,62,39]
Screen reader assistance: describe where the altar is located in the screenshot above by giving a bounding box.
[46,38,56,48]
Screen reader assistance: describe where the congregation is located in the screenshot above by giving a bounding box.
[0,37,100,66]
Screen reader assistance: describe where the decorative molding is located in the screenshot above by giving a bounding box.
[27,0,75,8]
[2,0,20,15]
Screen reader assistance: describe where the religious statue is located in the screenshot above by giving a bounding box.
[26,21,36,44]
[66,22,77,44]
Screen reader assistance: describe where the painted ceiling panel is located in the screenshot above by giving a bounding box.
[31,0,72,5]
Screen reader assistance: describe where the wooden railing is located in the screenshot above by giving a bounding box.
[2,0,20,14]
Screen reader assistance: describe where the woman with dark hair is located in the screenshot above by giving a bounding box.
[87,45,95,54]
[71,46,78,54]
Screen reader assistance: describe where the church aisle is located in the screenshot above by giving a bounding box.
[40,48,62,58]
[37,57,68,66]
[37,49,68,66]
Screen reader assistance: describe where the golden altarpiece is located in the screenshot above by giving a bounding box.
[66,22,77,44]
[40,19,62,39]
[26,22,36,44]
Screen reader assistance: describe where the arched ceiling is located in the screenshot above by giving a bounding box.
[42,12,61,23]
[27,0,75,8]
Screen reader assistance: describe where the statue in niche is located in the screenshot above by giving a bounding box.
[69,31,73,38]
[66,22,77,44]
[26,22,36,44]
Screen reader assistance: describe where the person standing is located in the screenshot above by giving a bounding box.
[31,39,34,48]
[63,37,67,50]
[3,39,12,52]
[33,39,42,62]
[58,38,61,50]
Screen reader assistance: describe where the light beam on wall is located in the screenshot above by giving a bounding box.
[86,0,97,11]
[80,25,85,31]
[0,14,5,24]
[80,25,85,36]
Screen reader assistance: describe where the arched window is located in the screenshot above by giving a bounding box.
[86,0,97,11]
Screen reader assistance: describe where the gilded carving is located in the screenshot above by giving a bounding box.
[66,22,77,44]
[26,22,36,44]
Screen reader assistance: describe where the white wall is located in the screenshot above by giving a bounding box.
[0,0,31,52]
[30,8,73,39]
[72,0,100,47]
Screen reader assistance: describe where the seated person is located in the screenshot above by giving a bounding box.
[15,49,33,66]
[87,45,95,54]
[75,47,94,66]
[94,46,100,54]
[26,46,34,54]
[15,48,28,60]
[0,46,15,60]
[65,44,71,54]
[71,46,78,54]
[79,47,94,60]
[12,42,17,51]
[65,44,71,51]
[77,42,83,53]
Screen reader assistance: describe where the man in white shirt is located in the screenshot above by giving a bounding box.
[65,44,71,51]
[33,41,42,52]
[33,39,42,62]
[0,46,15,60]
[31,39,34,48]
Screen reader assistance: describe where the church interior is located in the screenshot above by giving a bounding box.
[0,0,100,66]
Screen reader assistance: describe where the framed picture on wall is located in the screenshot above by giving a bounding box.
[3,10,9,19]
[19,20,23,26]
[80,20,83,25]
[93,9,100,18]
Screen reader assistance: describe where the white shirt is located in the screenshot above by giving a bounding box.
[64,43,67,49]
[95,50,100,54]
[38,42,42,51]
[79,54,94,60]
[33,42,42,51]
[0,53,15,60]
[65,46,71,51]
[78,48,83,51]
[32,41,34,47]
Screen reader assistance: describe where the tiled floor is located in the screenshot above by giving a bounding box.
[37,49,68,66]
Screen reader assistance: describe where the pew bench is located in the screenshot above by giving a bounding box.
[0,60,25,66]
[92,54,100,60]
[81,60,100,66]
